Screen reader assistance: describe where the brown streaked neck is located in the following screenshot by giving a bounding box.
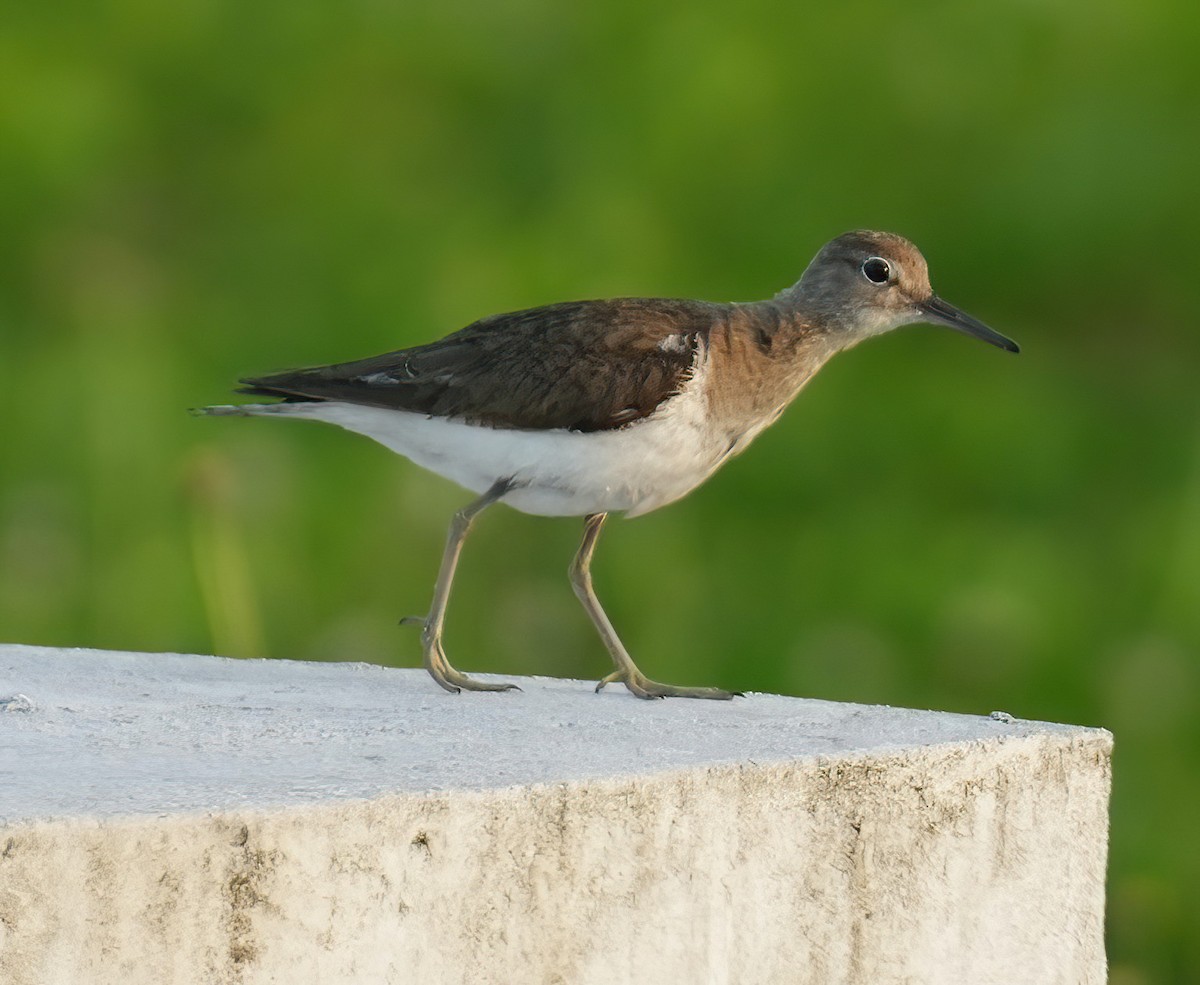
[701,300,842,449]
[768,280,860,343]
[725,297,846,366]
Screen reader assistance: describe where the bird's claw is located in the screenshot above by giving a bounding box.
[403,616,520,693]
[595,669,739,701]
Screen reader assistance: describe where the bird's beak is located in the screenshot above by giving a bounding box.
[918,295,1019,353]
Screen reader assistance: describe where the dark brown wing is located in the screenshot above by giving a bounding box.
[238,298,726,432]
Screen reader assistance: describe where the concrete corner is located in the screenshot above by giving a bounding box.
[0,644,1111,985]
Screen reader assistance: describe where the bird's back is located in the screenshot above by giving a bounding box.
[239,298,733,433]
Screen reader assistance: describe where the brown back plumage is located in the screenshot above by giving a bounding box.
[239,298,731,432]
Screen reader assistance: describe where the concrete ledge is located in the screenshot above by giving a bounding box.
[1,644,1111,985]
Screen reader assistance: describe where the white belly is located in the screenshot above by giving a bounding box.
[234,383,731,518]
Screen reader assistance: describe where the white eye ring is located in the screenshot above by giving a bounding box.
[861,256,891,285]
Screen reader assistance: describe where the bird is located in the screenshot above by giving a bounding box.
[200,230,1018,700]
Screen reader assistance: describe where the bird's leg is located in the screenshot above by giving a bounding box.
[402,478,520,694]
[569,513,737,700]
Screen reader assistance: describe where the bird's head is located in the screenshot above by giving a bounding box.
[785,230,1019,353]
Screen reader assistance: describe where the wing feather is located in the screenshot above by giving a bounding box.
[239,298,724,432]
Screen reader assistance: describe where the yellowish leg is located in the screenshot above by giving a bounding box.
[570,513,737,700]
[401,480,520,694]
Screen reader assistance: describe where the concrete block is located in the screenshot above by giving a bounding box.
[0,644,1111,984]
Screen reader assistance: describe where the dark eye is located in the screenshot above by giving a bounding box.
[861,256,891,285]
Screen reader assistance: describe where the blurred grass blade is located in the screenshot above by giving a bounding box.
[184,447,267,659]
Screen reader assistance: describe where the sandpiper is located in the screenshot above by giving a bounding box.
[201,230,1018,700]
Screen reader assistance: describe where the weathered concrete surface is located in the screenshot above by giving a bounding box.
[0,644,1111,985]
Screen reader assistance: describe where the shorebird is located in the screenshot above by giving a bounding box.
[201,230,1018,700]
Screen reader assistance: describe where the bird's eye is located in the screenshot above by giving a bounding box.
[861,256,891,285]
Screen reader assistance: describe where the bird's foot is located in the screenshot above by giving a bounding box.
[400,616,521,694]
[594,669,740,701]
[430,663,522,694]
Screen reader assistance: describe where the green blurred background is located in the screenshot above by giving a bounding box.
[2,0,1197,979]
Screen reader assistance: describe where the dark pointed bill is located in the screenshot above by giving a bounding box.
[919,296,1020,353]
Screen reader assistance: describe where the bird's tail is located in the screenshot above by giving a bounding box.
[189,403,307,418]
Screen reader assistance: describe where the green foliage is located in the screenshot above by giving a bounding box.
[2,1,1198,979]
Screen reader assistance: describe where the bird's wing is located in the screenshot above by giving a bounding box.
[238,298,724,432]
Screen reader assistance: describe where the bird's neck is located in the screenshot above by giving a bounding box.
[699,301,841,451]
